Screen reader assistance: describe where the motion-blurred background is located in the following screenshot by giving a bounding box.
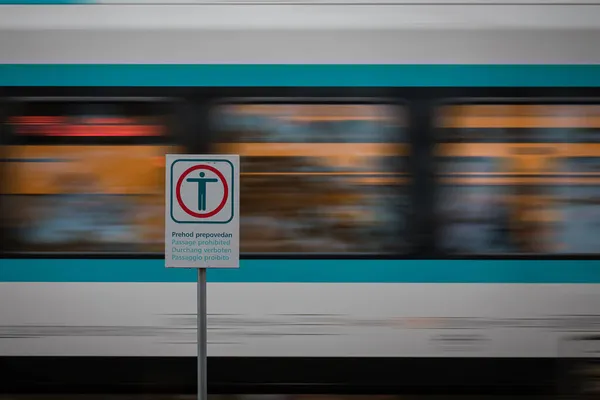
[1,2,600,399]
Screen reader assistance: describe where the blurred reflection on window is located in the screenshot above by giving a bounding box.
[2,100,176,253]
[212,102,408,253]
[4,145,174,253]
[436,104,600,254]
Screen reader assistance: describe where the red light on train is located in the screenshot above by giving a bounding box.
[7,116,163,137]
[9,116,66,125]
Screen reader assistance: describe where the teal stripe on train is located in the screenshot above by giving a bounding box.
[2,65,600,86]
[1,259,600,283]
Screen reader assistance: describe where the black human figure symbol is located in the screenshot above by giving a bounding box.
[186,172,218,211]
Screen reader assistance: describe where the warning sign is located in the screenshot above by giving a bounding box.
[165,154,239,268]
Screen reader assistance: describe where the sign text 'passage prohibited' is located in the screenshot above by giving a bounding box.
[165,154,240,268]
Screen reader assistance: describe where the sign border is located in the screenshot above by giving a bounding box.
[169,158,235,224]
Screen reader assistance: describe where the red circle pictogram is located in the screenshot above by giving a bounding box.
[175,164,229,218]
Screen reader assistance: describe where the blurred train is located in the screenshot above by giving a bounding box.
[1,3,600,397]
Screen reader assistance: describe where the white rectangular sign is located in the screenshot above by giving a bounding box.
[165,154,240,268]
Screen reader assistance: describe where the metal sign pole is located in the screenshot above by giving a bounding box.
[166,154,239,400]
[198,269,208,400]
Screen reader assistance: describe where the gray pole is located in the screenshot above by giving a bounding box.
[198,269,208,400]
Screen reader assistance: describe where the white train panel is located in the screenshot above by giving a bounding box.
[0,282,598,357]
[1,4,600,30]
[1,30,600,64]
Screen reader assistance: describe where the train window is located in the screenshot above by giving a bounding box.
[211,101,408,254]
[1,98,179,254]
[436,103,600,254]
